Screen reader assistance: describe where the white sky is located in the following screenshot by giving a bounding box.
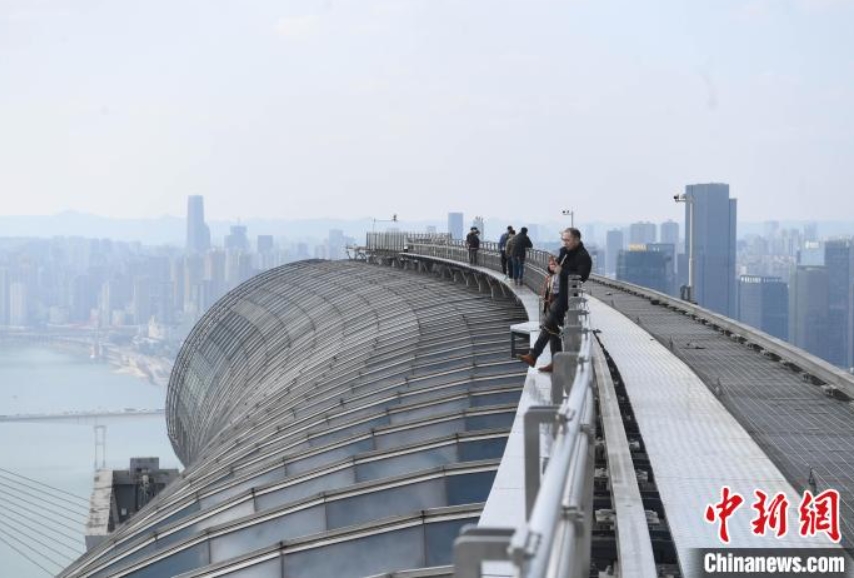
[1,0,852,223]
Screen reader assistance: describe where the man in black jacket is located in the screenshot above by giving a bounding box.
[510,227,534,286]
[519,227,592,372]
[465,227,480,265]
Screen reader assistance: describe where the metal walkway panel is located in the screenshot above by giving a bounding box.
[588,297,835,577]
[590,281,854,548]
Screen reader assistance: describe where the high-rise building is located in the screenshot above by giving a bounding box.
[617,248,671,294]
[658,221,679,280]
[646,243,677,296]
[205,250,227,301]
[629,222,656,245]
[448,212,464,240]
[798,241,824,266]
[8,281,27,327]
[824,239,854,367]
[605,229,624,277]
[132,276,152,326]
[183,255,205,313]
[660,220,679,245]
[684,183,737,317]
[0,267,9,326]
[171,257,185,313]
[225,225,250,253]
[186,196,211,254]
[738,276,788,341]
[257,235,274,255]
[789,266,829,360]
[99,280,115,327]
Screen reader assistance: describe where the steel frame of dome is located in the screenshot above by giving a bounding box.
[60,260,530,578]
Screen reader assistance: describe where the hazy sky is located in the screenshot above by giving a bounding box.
[1,0,852,223]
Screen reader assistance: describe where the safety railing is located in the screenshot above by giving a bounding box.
[455,292,596,578]
[364,234,599,578]
[405,240,550,296]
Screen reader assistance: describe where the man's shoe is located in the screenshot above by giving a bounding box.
[539,363,554,373]
[518,353,536,367]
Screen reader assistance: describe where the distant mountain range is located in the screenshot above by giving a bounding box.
[1,211,853,246]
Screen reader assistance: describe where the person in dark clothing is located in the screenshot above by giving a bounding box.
[465,227,481,265]
[510,227,533,286]
[519,227,592,372]
[505,230,518,281]
[498,226,513,278]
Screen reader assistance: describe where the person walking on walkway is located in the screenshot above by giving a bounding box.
[505,229,517,282]
[511,227,533,286]
[465,227,480,265]
[518,227,592,372]
[498,226,513,278]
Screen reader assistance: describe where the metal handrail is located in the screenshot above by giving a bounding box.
[510,313,595,578]
[366,234,597,578]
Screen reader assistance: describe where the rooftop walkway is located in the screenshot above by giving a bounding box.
[396,255,556,531]
[588,279,854,549]
[589,294,839,575]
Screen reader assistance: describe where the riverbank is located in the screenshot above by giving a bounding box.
[0,333,173,388]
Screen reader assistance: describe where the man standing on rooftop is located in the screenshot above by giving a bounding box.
[465,226,481,265]
[498,226,513,278]
[519,227,592,372]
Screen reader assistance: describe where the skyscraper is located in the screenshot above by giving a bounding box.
[9,282,28,327]
[0,267,9,326]
[605,229,624,277]
[629,222,657,245]
[186,196,211,254]
[659,220,679,245]
[798,241,824,266]
[204,250,227,301]
[654,224,679,286]
[645,243,677,296]
[824,239,854,367]
[738,276,788,341]
[257,235,274,255]
[684,183,737,317]
[617,248,671,294]
[132,277,152,326]
[225,225,249,252]
[448,212,463,240]
[789,266,829,360]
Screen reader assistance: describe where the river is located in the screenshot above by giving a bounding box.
[0,345,180,578]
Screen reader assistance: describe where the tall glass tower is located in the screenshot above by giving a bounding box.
[684,183,737,317]
[186,195,211,254]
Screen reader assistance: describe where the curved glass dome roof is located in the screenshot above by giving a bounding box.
[62,260,528,578]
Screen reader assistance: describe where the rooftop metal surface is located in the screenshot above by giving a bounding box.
[397,253,556,531]
[588,296,837,576]
[589,279,854,547]
[61,261,530,578]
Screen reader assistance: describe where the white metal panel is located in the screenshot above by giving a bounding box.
[588,297,836,577]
